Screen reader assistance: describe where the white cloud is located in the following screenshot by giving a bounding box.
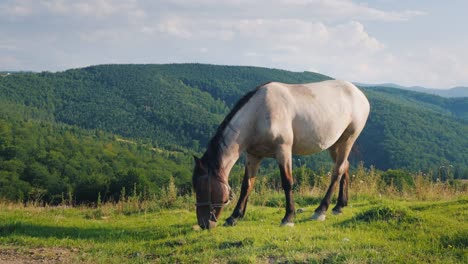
[0,0,34,17]
[73,0,146,20]
[40,0,69,14]
[0,55,21,68]
[305,0,426,21]
[156,0,425,22]
[153,17,385,74]
[155,17,193,39]
[383,47,468,88]
[79,28,126,42]
[0,44,18,51]
[0,0,146,21]
[1,0,467,88]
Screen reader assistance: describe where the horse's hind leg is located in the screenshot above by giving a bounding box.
[224,153,262,226]
[333,165,349,214]
[276,145,295,226]
[311,133,355,221]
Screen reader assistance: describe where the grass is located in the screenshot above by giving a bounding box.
[1,168,467,263]
[1,191,467,263]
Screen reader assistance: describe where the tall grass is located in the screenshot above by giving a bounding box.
[246,164,467,209]
[1,167,466,214]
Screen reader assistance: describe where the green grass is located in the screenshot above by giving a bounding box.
[1,194,467,263]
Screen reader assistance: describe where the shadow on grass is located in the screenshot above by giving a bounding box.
[0,221,192,242]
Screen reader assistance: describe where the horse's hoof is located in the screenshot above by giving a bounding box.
[311,212,326,221]
[332,209,343,215]
[224,217,237,227]
[280,221,295,227]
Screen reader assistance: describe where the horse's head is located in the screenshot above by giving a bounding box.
[192,156,231,229]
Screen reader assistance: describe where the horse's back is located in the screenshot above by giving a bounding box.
[250,80,369,156]
[290,80,370,129]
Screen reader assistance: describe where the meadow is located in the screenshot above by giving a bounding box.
[1,64,467,264]
[0,170,467,263]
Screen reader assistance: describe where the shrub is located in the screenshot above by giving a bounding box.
[351,204,419,223]
[381,169,415,192]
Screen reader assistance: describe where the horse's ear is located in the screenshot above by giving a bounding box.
[193,155,206,171]
[193,155,200,165]
[193,155,204,169]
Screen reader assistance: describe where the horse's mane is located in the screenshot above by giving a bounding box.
[202,84,266,179]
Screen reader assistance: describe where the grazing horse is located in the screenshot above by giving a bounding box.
[193,80,370,229]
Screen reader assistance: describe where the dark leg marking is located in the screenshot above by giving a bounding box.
[333,168,349,214]
[225,155,261,226]
[279,161,295,226]
[315,172,341,214]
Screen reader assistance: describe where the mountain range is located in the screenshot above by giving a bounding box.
[355,82,468,98]
[0,63,467,195]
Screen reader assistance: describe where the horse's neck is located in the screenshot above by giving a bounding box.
[217,115,251,182]
[217,133,242,183]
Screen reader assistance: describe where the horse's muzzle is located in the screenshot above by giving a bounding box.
[199,220,217,230]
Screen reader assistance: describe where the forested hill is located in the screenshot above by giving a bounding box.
[1,63,467,176]
[0,64,333,150]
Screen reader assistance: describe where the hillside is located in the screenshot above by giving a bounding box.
[360,86,468,120]
[359,87,467,171]
[356,82,468,98]
[0,64,467,178]
[0,118,193,203]
[0,64,333,149]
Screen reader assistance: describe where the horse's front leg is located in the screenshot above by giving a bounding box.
[277,146,295,226]
[224,154,261,226]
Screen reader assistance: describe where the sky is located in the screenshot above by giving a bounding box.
[1,0,467,88]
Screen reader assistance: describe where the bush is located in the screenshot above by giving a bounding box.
[381,169,415,192]
[351,204,419,223]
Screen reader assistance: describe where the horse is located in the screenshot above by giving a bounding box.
[192,80,370,229]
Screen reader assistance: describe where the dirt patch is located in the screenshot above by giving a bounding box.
[0,247,77,264]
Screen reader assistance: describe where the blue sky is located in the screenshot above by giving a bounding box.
[1,0,467,88]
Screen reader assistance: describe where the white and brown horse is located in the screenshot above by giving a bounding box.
[193,80,370,229]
